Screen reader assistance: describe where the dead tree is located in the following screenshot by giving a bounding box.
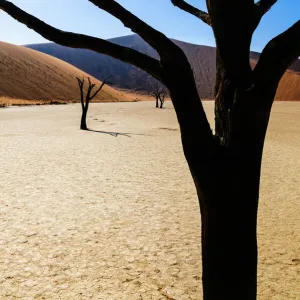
[150,83,169,108]
[76,76,110,130]
[1,1,299,299]
[158,89,168,108]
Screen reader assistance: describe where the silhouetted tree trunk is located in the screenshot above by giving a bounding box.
[2,1,299,299]
[80,109,88,130]
[76,77,111,131]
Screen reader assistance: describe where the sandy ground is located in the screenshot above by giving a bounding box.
[0,101,299,299]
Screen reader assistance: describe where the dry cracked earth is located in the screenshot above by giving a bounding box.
[0,102,299,299]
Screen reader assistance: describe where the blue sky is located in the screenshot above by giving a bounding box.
[0,0,299,52]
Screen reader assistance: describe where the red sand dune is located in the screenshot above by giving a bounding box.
[0,41,129,103]
[250,59,300,101]
[274,70,300,101]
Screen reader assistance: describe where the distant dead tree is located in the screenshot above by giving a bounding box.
[76,76,111,130]
[150,83,169,108]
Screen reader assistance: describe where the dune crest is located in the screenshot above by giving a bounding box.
[0,41,129,103]
[27,35,300,101]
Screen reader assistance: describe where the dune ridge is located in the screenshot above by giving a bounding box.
[26,34,300,101]
[0,41,130,103]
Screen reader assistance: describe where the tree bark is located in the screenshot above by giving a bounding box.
[165,61,275,299]
[198,157,260,300]
[198,85,275,300]
[80,108,88,130]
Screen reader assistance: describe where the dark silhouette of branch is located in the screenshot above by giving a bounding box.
[88,0,186,61]
[256,0,278,17]
[0,0,214,159]
[254,19,300,85]
[90,76,112,100]
[0,0,162,80]
[76,77,85,110]
[170,0,211,25]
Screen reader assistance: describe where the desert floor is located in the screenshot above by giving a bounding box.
[0,102,299,300]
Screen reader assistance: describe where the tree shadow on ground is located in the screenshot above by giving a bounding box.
[87,129,151,137]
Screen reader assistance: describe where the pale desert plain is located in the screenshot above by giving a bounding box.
[0,101,299,300]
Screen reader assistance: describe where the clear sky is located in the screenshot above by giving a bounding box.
[0,0,299,52]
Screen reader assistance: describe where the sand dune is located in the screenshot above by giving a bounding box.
[250,59,300,101]
[274,70,300,101]
[27,35,300,101]
[0,41,130,103]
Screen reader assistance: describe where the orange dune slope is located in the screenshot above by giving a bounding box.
[0,41,129,103]
[275,70,300,101]
[250,59,300,101]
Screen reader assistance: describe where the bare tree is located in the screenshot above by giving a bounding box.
[158,89,168,109]
[1,1,299,299]
[76,76,110,130]
[149,82,169,108]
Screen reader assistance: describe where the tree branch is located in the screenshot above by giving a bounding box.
[90,76,112,100]
[76,77,85,110]
[256,0,278,17]
[1,0,215,159]
[88,0,185,61]
[170,0,211,25]
[0,0,162,80]
[254,20,300,85]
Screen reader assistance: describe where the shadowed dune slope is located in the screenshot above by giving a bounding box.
[26,34,300,101]
[0,41,129,102]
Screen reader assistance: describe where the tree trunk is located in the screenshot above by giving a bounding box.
[198,161,260,300]
[156,98,159,108]
[192,135,264,300]
[165,61,275,299]
[160,100,163,109]
[80,108,88,130]
[199,86,274,299]
[200,198,258,299]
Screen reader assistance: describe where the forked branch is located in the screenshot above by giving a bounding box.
[89,0,185,60]
[90,76,112,100]
[0,0,214,154]
[171,0,211,25]
[0,0,162,80]
[254,20,300,85]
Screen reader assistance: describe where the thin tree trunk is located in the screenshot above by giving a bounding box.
[160,101,163,108]
[156,98,159,108]
[80,108,88,130]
